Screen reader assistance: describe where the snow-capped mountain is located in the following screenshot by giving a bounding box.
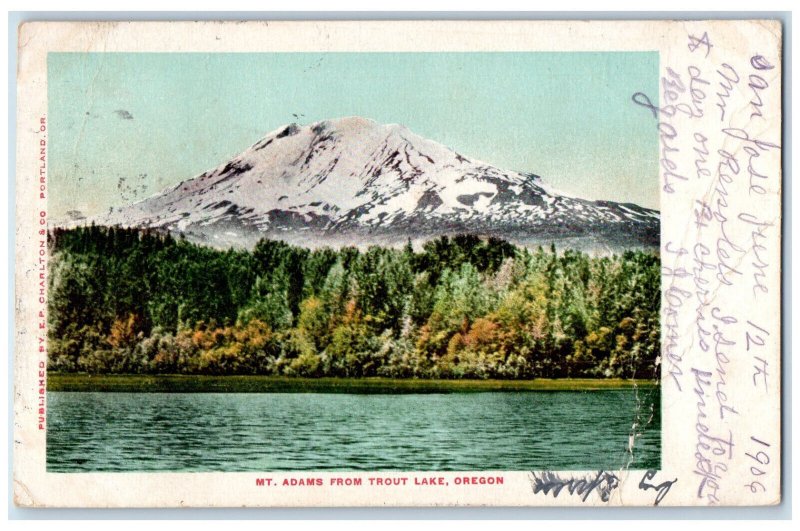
[90,116,659,252]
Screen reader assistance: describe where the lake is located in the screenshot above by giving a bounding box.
[46,389,660,472]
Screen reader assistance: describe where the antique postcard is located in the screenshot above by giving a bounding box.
[13,20,782,507]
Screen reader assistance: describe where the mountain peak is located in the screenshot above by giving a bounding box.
[92,117,660,252]
[262,116,412,146]
[315,115,379,131]
[263,116,378,139]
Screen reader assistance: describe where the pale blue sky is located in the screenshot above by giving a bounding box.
[48,52,659,219]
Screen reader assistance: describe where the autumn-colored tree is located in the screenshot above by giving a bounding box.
[47,226,660,379]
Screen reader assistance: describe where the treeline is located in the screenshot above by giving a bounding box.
[48,226,660,379]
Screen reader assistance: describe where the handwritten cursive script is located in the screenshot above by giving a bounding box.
[529,471,620,502]
[639,470,678,506]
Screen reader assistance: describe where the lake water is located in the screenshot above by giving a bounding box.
[46,389,660,472]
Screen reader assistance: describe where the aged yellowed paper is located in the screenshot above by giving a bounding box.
[14,20,781,507]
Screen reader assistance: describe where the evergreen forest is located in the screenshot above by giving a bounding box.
[47,226,660,380]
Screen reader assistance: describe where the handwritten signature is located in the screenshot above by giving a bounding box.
[529,470,676,505]
[638,469,678,506]
[529,471,619,502]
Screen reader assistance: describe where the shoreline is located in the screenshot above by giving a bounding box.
[47,374,659,394]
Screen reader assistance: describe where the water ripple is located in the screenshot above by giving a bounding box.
[47,390,660,472]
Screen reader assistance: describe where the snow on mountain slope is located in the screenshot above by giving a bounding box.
[91,116,659,252]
